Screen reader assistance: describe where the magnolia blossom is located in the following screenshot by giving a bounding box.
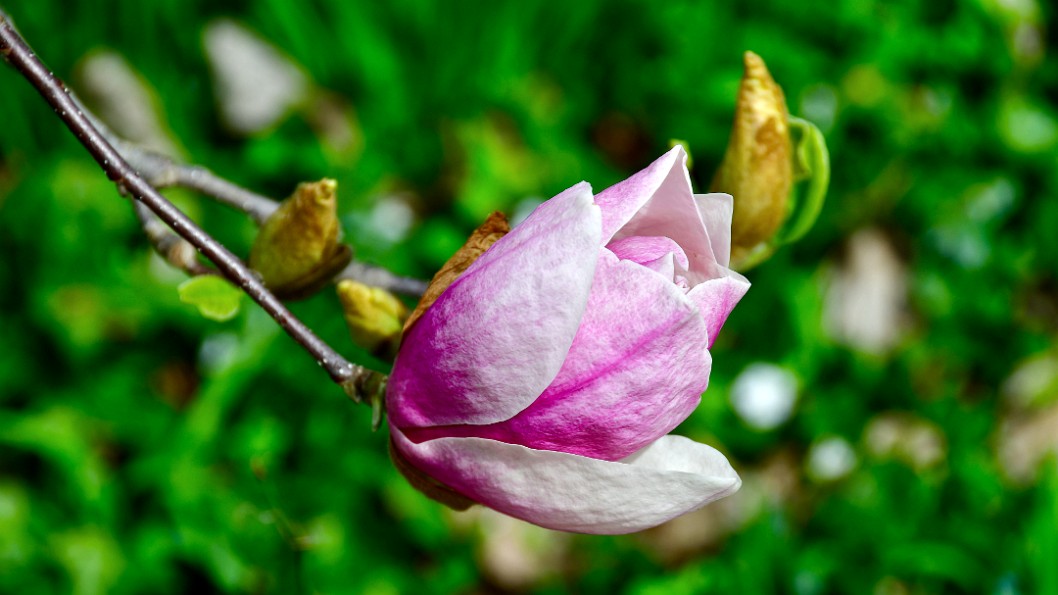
[387,147,750,534]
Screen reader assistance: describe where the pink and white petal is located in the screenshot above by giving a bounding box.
[606,151,721,281]
[391,429,741,535]
[687,270,750,346]
[606,235,689,270]
[404,251,712,461]
[388,183,602,428]
[594,146,685,243]
[641,252,677,281]
[694,193,734,269]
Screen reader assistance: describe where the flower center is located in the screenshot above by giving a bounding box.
[605,235,690,288]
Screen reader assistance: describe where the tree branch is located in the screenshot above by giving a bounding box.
[111,133,279,225]
[131,200,216,277]
[75,84,428,297]
[336,262,429,297]
[0,9,378,394]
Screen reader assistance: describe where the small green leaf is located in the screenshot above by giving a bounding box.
[177,276,243,322]
[779,116,830,245]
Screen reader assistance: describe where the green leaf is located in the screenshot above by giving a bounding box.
[177,276,243,322]
[779,116,830,245]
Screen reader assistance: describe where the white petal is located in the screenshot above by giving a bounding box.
[393,429,741,535]
[694,193,734,269]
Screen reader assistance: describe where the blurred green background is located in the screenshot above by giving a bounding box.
[2,0,1058,593]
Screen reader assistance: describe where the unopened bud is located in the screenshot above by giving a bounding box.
[249,179,352,299]
[711,51,793,267]
[337,279,408,359]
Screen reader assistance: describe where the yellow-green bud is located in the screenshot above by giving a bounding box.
[711,51,793,268]
[249,179,352,299]
[337,279,408,359]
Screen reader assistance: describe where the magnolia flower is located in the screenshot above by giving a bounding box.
[387,147,750,534]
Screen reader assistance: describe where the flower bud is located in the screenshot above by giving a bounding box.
[387,148,747,534]
[710,51,793,268]
[336,279,408,359]
[249,179,352,299]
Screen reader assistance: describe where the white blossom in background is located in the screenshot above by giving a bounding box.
[864,413,946,472]
[997,350,1058,484]
[204,19,308,135]
[366,196,416,245]
[471,508,568,590]
[823,228,907,354]
[347,194,417,249]
[998,405,1058,485]
[730,363,798,431]
[806,437,857,482]
[78,50,179,157]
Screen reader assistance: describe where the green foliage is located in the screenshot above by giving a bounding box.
[178,276,244,322]
[2,0,1058,593]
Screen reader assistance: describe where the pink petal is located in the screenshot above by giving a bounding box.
[596,146,722,282]
[404,251,711,461]
[687,271,751,346]
[391,428,741,534]
[694,193,734,269]
[594,146,685,243]
[388,183,602,428]
[607,235,690,271]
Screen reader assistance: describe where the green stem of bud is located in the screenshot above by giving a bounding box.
[340,370,388,431]
[779,116,831,245]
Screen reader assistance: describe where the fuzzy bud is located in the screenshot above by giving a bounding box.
[710,51,793,268]
[337,279,408,359]
[249,179,352,299]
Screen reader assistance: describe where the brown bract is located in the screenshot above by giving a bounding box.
[710,51,792,263]
[403,211,510,334]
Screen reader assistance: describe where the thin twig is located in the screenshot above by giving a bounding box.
[336,261,429,297]
[111,133,279,225]
[131,200,216,276]
[66,91,280,224]
[0,9,376,392]
[75,88,426,297]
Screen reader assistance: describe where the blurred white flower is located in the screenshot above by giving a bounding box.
[998,404,1058,485]
[806,437,857,482]
[78,50,179,157]
[204,19,308,134]
[823,228,907,354]
[368,196,416,245]
[474,508,567,590]
[730,363,798,431]
[865,413,946,472]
